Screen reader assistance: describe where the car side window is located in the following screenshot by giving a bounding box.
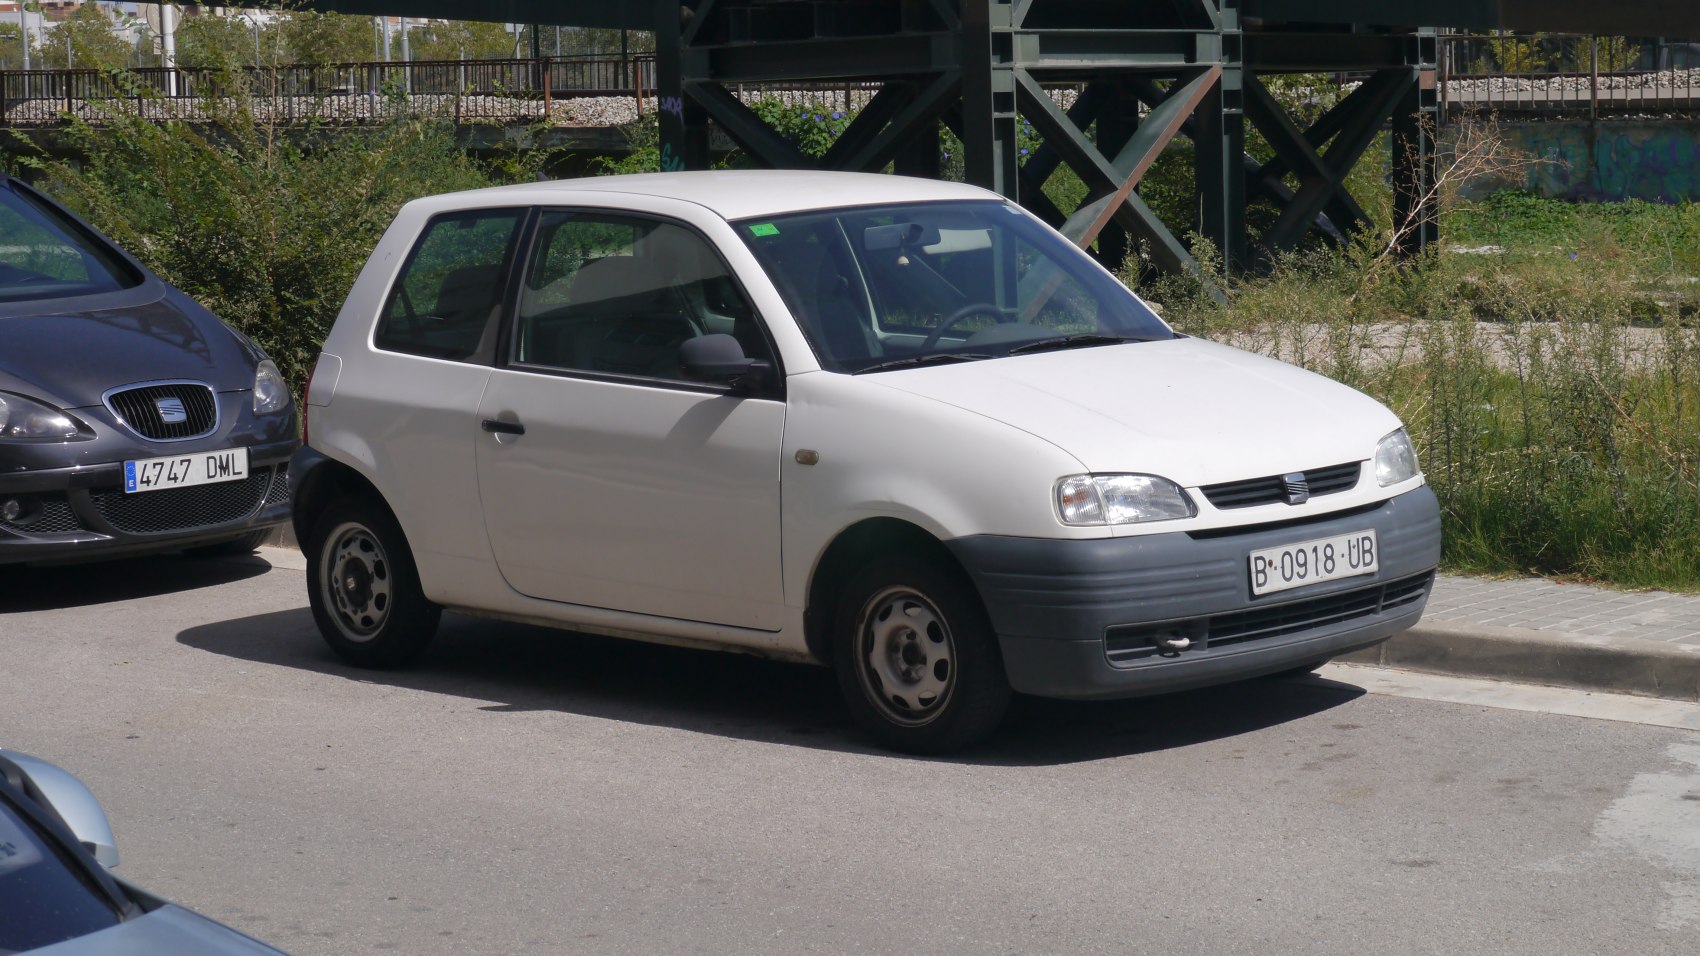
[375,209,525,361]
[512,211,771,382]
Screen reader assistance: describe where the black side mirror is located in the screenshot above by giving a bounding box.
[680,334,771,391]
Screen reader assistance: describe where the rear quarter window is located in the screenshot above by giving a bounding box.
[375,209,525,361]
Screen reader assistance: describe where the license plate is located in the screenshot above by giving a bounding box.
[124,448,249,494]
[1249,529,1378,596]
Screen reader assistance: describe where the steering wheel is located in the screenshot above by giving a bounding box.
[921,302,1011,349]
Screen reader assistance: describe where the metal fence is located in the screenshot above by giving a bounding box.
[1441,34,1700,120]
[0,54,658,127]
[7,41,1700,129]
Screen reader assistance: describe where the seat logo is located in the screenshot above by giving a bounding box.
[1282,472,1310,505]
[155,397,188,424]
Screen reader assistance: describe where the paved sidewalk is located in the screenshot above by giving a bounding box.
[1425,575,1700,645]
[1343,574,1700,702]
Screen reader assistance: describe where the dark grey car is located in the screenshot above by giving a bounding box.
[0,176,297,564]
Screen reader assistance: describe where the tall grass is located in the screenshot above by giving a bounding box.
[1135,215,1700,591]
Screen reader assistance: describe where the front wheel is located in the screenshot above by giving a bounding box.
[832,556,1011,754]
[306,496,440,668]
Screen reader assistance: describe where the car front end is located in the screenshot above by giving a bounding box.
[886,341,1442,700]
[0,175,298,565]
[0,367,297,566]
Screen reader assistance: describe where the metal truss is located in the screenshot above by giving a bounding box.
[656,1,1439,275]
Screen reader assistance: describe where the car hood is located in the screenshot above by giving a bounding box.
[864,336,1403,487]
[0,299,253,408]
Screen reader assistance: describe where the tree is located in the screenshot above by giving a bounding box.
[177,13,278,70]
[0,22,23,71]
[277,12,374,65]
[408,20,515,61]
[31,3,136,70]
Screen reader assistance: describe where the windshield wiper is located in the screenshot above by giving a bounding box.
[1005,334,1148,356]
[854,352,993,374]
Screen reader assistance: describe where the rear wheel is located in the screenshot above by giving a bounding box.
[306,496,439,668]
[832,555,1010,754]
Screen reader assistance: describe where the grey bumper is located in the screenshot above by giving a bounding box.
[0,439,296,565]
[946,486,1443,700]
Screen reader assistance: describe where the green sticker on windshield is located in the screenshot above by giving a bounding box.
[748,223,780,237]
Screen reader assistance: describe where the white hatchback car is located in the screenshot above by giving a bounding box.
[291,171,1440,752]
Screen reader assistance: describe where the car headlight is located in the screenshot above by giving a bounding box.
[253,360,290,415]
[1055,474,1196,526]
[1374,428,1420,487]
[0,392,90,442]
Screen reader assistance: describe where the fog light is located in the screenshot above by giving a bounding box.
[2,497,25,523]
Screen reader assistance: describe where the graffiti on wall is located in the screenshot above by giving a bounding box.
[1461,122,1700,203]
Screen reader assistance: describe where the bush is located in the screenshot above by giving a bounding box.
[15,81,527,395]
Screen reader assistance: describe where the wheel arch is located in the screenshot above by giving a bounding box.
[803,517,980,666]
[291,452,399,549]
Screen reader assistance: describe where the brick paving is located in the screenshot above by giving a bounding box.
[1427,575,1700,645]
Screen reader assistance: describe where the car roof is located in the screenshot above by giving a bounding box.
[425,170,1001,221]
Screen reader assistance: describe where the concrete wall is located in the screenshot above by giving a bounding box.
[1468,120,1700,203]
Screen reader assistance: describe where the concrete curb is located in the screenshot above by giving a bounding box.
[1340,622,1700,703]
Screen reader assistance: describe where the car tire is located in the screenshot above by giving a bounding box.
[306,496,440,669]
[832,555,1011,754]
[183,529,272,558]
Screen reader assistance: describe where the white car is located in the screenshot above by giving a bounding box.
[290,171,1440,753]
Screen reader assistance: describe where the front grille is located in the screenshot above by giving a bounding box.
[264,462,291,507]
[91,468,272,534]
[1105,572,1433,664]
[0,493,83,535]
[1202,462,1362,510]
[105,382,219,442]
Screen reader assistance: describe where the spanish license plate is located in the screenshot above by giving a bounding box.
[124,448,249,494]
[1249,529,1378,596]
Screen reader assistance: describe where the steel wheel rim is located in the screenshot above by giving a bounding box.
[321,521,393,643]
[854,585,956,727]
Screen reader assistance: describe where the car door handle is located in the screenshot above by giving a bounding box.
[481,419,525,436]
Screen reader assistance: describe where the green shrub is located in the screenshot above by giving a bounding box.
[16,79,527,394]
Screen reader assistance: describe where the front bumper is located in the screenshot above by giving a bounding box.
[0,438,297,565]
[946,486,1443,700]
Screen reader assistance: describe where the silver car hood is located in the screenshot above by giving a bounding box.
[32,904,290,956]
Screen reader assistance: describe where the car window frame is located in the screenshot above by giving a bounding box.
[0,177,164,320]
[372,206,535,367]
[0,766,136,945]
[493,206,787,401]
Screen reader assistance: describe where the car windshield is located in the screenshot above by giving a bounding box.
[0,183,140,305]
[737,200,1172,373]
[0,795,122,953]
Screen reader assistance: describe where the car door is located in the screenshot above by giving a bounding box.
[474,208,788,631]
[354,206,527,579]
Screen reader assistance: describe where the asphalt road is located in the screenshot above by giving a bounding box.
[3,551,1699,955]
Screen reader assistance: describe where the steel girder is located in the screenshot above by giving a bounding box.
[660,1,1437,275]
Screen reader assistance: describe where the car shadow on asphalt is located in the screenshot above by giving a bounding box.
[1,553,274,612]
[177,608,1367,767]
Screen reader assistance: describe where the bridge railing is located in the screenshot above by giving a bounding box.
[1441,34,1700,119]
[7,43,1699,129]
[0,54,659,127]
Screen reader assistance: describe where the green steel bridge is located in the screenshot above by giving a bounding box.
[258,1,1700,272]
